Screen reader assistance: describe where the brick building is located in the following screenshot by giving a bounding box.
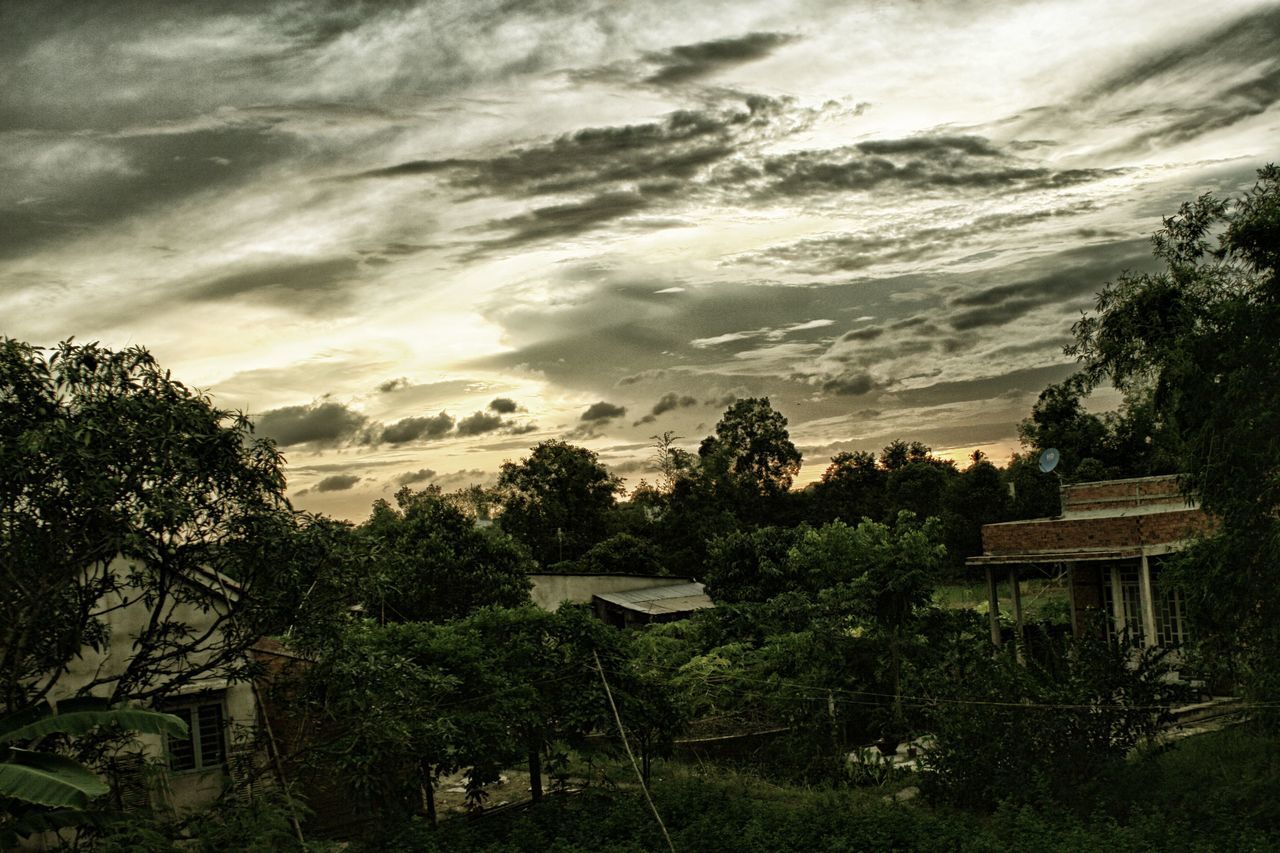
[967,475,1213,653]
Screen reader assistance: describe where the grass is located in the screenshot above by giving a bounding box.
[935,574,1071,622]
[381,727,1280,852]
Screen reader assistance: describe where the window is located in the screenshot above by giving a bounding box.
[165,697,226,772]
[1101,562,1145,646]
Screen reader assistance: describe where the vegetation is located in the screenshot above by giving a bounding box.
[2,166,1277,848]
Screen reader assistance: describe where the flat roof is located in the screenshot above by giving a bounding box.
[967,547,1143,566]
[593,582,715,615]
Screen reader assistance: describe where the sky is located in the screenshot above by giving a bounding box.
[2,0,1278,521]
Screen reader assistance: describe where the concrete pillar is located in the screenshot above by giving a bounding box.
[1066,562,1079,640]
[1009,568,1025,664]
[1138,552,1158,648]
[1108,565,1126,643]
[985,566,1002,647]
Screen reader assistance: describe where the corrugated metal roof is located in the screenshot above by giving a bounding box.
[593,582,715,615]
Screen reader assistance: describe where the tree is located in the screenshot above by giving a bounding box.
[787,514,947,742]
[362,486,532,624]
[695,398,802,527]
[299,619,511,829]
[0,339,290,713]
[702,526,806,604]
[1067,164,1280,712]
[576,533,664,575]
[942,454,1010,568]
[496,441,622,566]
[812,450,886,525]
[699,398,802,499]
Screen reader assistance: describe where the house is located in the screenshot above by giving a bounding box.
[45,556,266,814]
[527,572,716,628]
[528,572,700,611]
[592,582,715,629]
[966,475,1212,652]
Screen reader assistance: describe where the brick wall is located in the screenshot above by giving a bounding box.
[982,507,1212,554]
[1063,475,1186,512]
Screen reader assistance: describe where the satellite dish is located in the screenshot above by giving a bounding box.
[1038,448,1061,473]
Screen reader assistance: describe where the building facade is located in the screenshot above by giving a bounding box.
[968,475,1212,653]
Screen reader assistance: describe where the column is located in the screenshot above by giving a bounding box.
[1009,568,1025,665]
[985,566,1002,647]
[1138,552,1158,648]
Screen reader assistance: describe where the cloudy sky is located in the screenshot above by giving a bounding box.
[3,1,1277,520]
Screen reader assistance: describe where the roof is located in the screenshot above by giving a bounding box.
[593,582,715,616]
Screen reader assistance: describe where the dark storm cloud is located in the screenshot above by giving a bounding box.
[734,137,1124,201]
[488,397,519,413]
[478,191,652,250]
[889,363,1082,408]
[378,378,410,393]
[380,412,455,444]
[821,373,877,396]
[945,239,1152,330]
[642,32,796,85]
[1041,6,1280,155]
[505,421,539,435]
[456,411,505,436]
[633,391,697,424]
[581,401,627,421]
[315,473,361,492]
[732,203,1099,275]
[652,392,697,415]
[184,257,361,312]
[256,401,367,447]
[395,468,438,486]
[355,100,779,195]
[0,125,295,259]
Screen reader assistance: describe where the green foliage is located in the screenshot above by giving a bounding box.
[812,450,886,525]
[1017,375,1178,482]
[361,486,532,624]
[1067,164,1280,713]
[497,441,622,566]
[574,532,664,575]
[378,756,1280,853]
[920,632,1183,811]
[0,701,186,844]
[0,338,290,711]
[695,398,802,526]
[701,525,805,603]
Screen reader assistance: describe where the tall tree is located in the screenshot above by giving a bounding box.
[812,450,887,525]
[496,441,622,566]
[697,398,802,524]
[0,339,289,713]
[362,486,532,624]
[1068,165,1280,712]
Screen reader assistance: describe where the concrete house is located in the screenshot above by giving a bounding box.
[528,572,715,627]
[47,557,264,813]
[967,475,1212,653]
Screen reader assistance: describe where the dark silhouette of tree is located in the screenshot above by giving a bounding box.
[1068,164,1280,715]
[496,440,622,566]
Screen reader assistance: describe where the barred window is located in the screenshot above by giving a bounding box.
[165,697,226,772]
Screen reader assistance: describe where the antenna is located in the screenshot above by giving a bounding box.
[1038,447,1060,473]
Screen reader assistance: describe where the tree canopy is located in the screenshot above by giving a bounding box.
[0,339,291,712]
[496,440,622,566]
[1067,164,1280,711]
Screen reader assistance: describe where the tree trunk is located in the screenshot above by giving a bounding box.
[419,761,437,826]
[528,746,543,803]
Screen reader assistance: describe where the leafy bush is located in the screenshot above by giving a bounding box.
[920,633,1185,811]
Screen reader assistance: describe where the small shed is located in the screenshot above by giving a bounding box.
[967,475,1212,654]
[592,582,715,629]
